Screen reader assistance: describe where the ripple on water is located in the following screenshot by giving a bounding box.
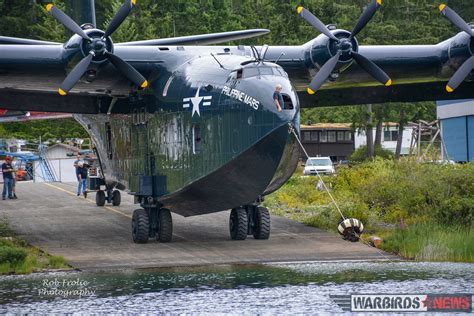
[0,262,472,314]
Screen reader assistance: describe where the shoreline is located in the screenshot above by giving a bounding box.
[263,160,474,263]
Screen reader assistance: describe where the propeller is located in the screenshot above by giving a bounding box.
[45,1,147,95]
[297,0,392,94]
[439,4,474,92]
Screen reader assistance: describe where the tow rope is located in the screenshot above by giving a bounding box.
[288,124,364,242]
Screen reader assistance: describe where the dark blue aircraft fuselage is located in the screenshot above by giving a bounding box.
[75,52,300,216]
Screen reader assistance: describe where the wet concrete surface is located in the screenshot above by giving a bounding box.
[0,182,397,271]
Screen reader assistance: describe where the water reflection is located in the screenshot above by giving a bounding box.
[0,262,472,313]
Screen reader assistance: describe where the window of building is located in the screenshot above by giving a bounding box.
[345,131,352,141]
[337,131,345,142]
[303,131,311,141]
[384,130,399,141]
[310,131,318,141]
[320,131,327,143]
[328,131,336,143]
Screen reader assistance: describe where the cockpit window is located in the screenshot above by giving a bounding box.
[229,66,289,81]
[273,67,286,77]
[236,69,243,79]
[259,67,273,75]
[243,67,259,78]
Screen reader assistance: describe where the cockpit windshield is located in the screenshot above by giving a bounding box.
[228,66,288,82]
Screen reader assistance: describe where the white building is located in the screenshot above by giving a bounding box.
[354,123,414,155]
[34,144,80,183]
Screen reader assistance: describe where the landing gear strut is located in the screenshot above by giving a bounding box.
[95,189,121,207]
[229,204,271,240]
[131,204,173,244]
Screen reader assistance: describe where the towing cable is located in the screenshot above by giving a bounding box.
[288,124,394,261]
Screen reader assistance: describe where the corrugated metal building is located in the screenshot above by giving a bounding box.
[437,99,474,162]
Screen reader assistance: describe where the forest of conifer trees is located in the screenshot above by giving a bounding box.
[0,0,472,141]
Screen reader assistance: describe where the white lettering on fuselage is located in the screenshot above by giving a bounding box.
[222,86,260,110]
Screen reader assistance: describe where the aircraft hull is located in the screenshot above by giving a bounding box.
[158,123,299,217]
[76,99,300,217]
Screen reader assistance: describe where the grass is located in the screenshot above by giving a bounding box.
[382,223,474,262]
[0,217,70,275]
[264,159,474,262]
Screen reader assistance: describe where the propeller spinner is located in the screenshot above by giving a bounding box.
[439,4,474,93]
[45,1,148,95]
[297,0,392,94]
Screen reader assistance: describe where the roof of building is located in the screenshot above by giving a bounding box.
[301,122,406,130]
[45,143,81,153]
[300,123,352,130]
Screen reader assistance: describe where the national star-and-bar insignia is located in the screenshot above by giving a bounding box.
[183,87,212,117]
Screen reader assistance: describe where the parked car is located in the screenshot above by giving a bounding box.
[303,157,335,175]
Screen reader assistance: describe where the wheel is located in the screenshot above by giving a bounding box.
[132,209,149,244]
[157,208,173,243]
[229,208,248,240]
[253,206,270,240]
[96,190,106,207]
[112,190,121,206]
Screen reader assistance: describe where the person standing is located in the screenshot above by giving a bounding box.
[76,161,88,198]
[10,157,17,199]
[2,157,14,200]
[273,84,285,112]
[73,154,82,168]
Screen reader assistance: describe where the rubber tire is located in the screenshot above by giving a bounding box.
[229,208,248,240]
[96,190,106,207]
[132,209,149,244]
[157,208,173,243]
[253,206,271,240]
[112,190,121,206]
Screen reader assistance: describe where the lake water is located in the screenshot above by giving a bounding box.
[0,261,472,314]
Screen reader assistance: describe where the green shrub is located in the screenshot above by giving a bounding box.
[349,145,394,163]
[266,158,474,230]
[0,218,15,237]
[48,255,67,269]
[0,246,27,264]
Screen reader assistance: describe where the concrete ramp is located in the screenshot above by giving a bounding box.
[1,182,395,271]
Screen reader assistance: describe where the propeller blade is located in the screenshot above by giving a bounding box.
[446,55,474,92]
[307,51,341,94]
[260,45,269,61]
[59,53,94,95]
[352,52,392,86]
[350,0,381,39]
[297,7,339,41]
[104,0,136,38]
[105,52,148,89]
[439,4,473,37]
[45,4,91,41]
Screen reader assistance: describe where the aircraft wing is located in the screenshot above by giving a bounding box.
[296,81,474,108]
[270,4,474,107]
[0,43,135,114]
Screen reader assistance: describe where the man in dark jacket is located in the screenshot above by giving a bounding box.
[2,156,14,200]
[76,161,89,198]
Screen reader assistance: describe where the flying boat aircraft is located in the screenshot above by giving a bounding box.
[0,0,473,243]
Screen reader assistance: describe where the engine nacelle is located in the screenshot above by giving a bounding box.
[303,29,359,76]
